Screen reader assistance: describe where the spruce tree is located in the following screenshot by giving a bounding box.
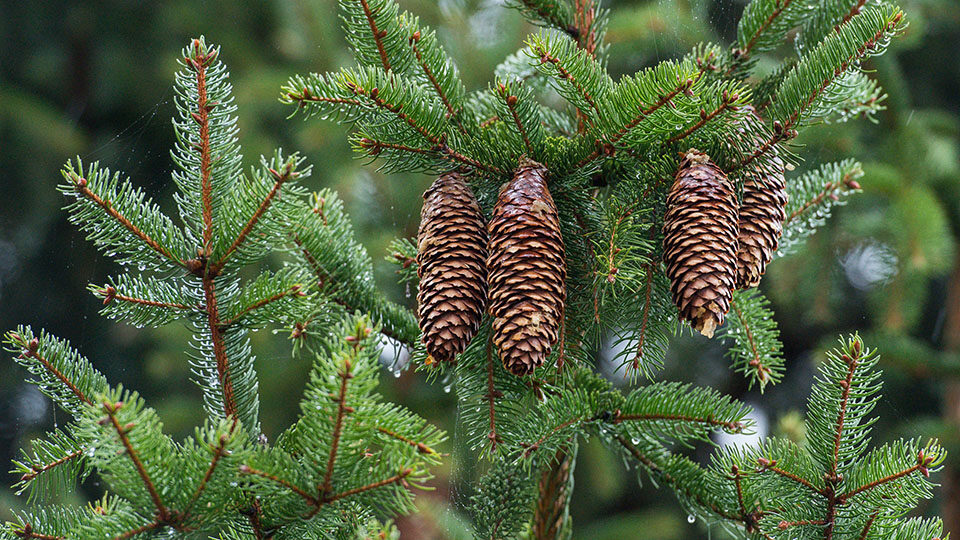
[2,2,951,540]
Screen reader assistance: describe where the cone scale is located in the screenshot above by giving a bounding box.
[487,159,566,376]
[662,150,739,338]
[416,172,488,363]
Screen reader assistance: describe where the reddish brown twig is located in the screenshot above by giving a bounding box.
[16,336,93,407]
[12,523,64,540]
[239,465,317,505]
[409,31,465,133]
[202,275,237,419]
[485,332,501,451]
[320,358,355,498]
[322,469,413,504]
[666,93,738,144]
[183,433,232,516]
[113,521,162,540]
[499,86,536,156]
[219,285,302,328]
[520,417,581,459]
[19,448,85,484]
[613,411,744,433]
[732,302,772,385]
[533,46,602,120]
[97,286,194,310]
[102,400,170,523]
[358,0,391,71]
[376,426,439,455]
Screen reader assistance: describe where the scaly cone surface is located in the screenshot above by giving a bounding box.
[417,172,488,362]
[663,150,739,338]
[487,159,566,375]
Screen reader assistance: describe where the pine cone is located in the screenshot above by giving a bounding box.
[488,159,565,375]
[662,150,739,338]
[416,172,487,363]
[734,109,788,289]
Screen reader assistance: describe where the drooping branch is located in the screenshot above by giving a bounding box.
[785,173,861,224]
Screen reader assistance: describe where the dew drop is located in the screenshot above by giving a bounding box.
[687,514,696,524]
[393,370,402,378]
[443,384,452,393]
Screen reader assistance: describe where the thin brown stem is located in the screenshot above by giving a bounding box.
[837,0,868,30]
[240,465,317,505]
[214,166,295,271]
[183,433,231,516]
[613,411,744,433]
[533,450,573,540]
[98,286,194,310]
[485,332,501,451]
[321,358,354,498]
[632,266,654,372]
[521,417,581,459]
[219,286,301,328]
[67,176,183,266]
[737,0,794,66]
[732,302,772,384]
[13,523,64,540]
[357,0,391,71]
[764,465,826,495]
[321,469,413,504]
[192,53,214,257]
[840,462,924,501]
[19,449,84,483]
[500,88,536,156]
[666,97,737,144]
[377,426,438,455]
[786,170,860,224]
[534,47,602,120]
[102,400,170,522]
[202,275,237,419]
[113,521,161,540]
[410,33,465,133]
[856,510,879,540]
[17,338,93,407]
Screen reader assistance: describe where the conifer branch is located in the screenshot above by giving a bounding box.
[409,31,464,132]
[856,510,879,540]
[573,0,597,57]
[97,286,195,311]
[838,0,868,30]
[183,433,231,516]
[498,86,536,156]
[532,450,573,540]
[320,357,355,498]
[517,0,575,37]
[521,417,581,459]
[758,460,825,495]
[665,92,739,144]
[358,138,433,158]
[485,333,501,452]
[213,163,296,271]
[247,498,265,540]
[732,302,773,384]
[613,411,744,433]
[187,46,216,257]
[12,524,63,540]
[733,12,902,173]
[65,172,183,266]
[18,448,85,484]
[101,400,171,524]
[376,426,439,455]
[839,455,931,501]
[632,266,654,373]
[114,521,161,540]
[202,276,238,419]
[786,172,861,224]
[357,0,392,71]
[239,465,317,505]
[737,0,794,66]
[17,336,93,407]
[321,469,413,503]
[219,285,302,328]
[532,46,601,119]
[577,72,702,167]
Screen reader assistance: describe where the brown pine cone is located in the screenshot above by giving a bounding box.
[416,172,487,363]
[663,150,739,338]
[487,159,565,375]
[734,107,788,289]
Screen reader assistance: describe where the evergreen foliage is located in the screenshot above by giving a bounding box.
[3,38,443,539]
[3,0,948,538]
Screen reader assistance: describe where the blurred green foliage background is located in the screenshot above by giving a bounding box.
[1,0,958,537]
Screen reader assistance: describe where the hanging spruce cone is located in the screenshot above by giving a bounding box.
[734,107,788,289]
[416,172,487,363]
[488,159,565,376]
[662,150,739,338]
